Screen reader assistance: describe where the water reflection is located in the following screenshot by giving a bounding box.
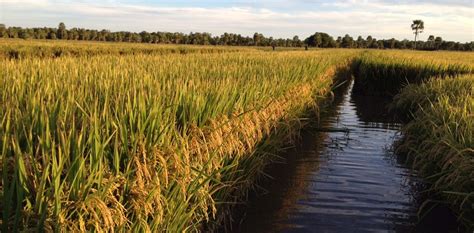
[232,81,437,233]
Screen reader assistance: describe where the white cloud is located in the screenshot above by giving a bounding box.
[0,0,472,42]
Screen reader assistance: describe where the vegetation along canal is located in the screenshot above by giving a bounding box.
[232,80,459,233]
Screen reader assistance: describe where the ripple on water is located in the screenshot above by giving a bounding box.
[232,81,459,233]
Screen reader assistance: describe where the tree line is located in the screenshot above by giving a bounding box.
[0,23,471,51]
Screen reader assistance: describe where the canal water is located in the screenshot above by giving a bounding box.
[231,81,458,233]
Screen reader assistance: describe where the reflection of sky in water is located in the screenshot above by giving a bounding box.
[233,81,453,233]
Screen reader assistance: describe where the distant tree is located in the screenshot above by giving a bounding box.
[320,33,335,47]
[394,40,403,49]
[19,29,31,39]
[2,23,471,51]
[174,32,183,44]
[292,35,303,47]
[78,29,88,40]
[140,31,151,43]
[356,36,365,48]
[305,32,335,48]
[0,24,6,38]
[314,33,322,47]
[464,42,473,51]
[253,32,263,46]
[370,38,379,49]
[388,38,396,49]
[33,28,46,39]
[202,32,211,45]
[7,27,19,38]
[341,34,354,48]
[130,33,141,43]
[442,41,454,50]
[377,40,384,49]
[305,33,318,47]
[411,19,424,49]
[434,36,443,50]
[268,36,274,47]
[156,32,166,43]
[336,36,342,48]
[90,30,98,41]
[328,38,337,48]
[427,35,435,50]
[427,35,434,41]
[366,36,373,48]
[68,28,80,40]
[48,31,57,40]
[57,22,67,39]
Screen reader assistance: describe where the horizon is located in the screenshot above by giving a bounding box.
[1,0,473,43]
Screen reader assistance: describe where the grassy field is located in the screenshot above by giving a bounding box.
[1,40,473,231]
[0,40,357,231]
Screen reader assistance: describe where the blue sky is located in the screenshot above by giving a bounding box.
[1,0,473,42]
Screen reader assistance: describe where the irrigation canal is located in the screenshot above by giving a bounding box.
[232,81,459,233]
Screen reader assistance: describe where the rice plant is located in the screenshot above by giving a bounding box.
[0,39,251,59]
[393,75,473,229]
[350,50,474,230]
[1,39,472,231]
[352,50,474,96]
[0,42,357,231]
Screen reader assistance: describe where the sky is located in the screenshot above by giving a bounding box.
[1,0,473,42]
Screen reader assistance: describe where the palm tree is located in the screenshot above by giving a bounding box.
[411,19,424,49]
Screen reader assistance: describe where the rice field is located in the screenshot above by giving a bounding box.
[353,50,474,95]
[353,51,473,230]
[0,40,473,231]
[391,75,474,229]
[0,39,250,59]
[0,40,357,231]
